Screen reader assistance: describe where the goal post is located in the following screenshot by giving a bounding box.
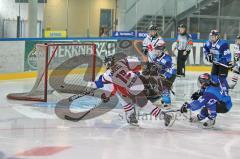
[7,42,97,102]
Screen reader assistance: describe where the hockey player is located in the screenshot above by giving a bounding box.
[88,55,175,126]
[152,49,176,109]
[180,73,232,128]
[229,35,240,89]
[142,25,166,75]
[233,35,240,65]
[141,25,176,108]
[173,24,193,77]
[203,30,232,91]
[141,25,165,95]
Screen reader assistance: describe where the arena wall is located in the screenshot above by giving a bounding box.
[0,38,235,80]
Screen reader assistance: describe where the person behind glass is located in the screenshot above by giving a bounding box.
[173,24,193,77]
[100,26,109,37]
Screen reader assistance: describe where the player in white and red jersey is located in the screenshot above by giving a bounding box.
[229,35,240,89]
[142,25,166,62]
[87,55,175,126]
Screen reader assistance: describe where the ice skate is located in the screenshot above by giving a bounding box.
[163,104,172,110]
[162,112,176,127]
[126,109,138,126]
[189,115,201,123]
[202,119,216,129]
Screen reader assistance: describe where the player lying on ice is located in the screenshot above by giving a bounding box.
[142,24,176,110]
[87,54,176,127]
[180,73,232,128]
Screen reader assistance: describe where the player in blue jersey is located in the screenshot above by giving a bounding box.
[203,30,233,90]
[152,49,176,109]
[180,73,232,128]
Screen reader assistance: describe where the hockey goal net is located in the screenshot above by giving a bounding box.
[7,43,97,102]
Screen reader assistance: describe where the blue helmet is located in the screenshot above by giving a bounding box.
[198,73,211,87]
[209,30,220,36]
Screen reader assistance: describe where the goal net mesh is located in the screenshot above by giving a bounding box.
[7,43,98,102]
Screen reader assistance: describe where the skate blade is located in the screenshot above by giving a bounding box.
[163,106,172,110]
[166,113,177,127]
[129,122,140,127]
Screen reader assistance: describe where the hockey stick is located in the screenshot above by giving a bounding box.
[68,88,97,102]
[64,104,97,121]
[213,61,232,69]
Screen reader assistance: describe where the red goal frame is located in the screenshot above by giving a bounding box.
[7,43,97,102]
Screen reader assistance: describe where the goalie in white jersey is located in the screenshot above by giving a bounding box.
[87,54,175,126]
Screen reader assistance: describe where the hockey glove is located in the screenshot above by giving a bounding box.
[227,61,234,69]
[164,72,172,79]
[234,52,240,62]
[233,65,240,74]
[183,51,187,56]
[191,91,202,100]
[180,102,189,113]
[206,53,213,63]
[143,49,148,55]
[101,93,110,103]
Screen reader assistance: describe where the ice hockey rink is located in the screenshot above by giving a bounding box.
[0,72,240,159]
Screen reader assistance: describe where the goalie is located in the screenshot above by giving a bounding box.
[87,55,175,126]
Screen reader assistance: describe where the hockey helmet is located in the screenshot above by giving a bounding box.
[178,24,187,29]
[104,55,115,69]
[209,30,220,43]
[148,25,159,31]
[209,30,220,36]
[236,35,240,45]
[198,73,211,88]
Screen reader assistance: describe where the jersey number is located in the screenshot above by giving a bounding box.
[116,70,129,84]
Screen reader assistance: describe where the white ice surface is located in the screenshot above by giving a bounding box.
[0,72,240,159]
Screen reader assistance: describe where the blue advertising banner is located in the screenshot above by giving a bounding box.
[112,31,135,37]
[137,32,148,38]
